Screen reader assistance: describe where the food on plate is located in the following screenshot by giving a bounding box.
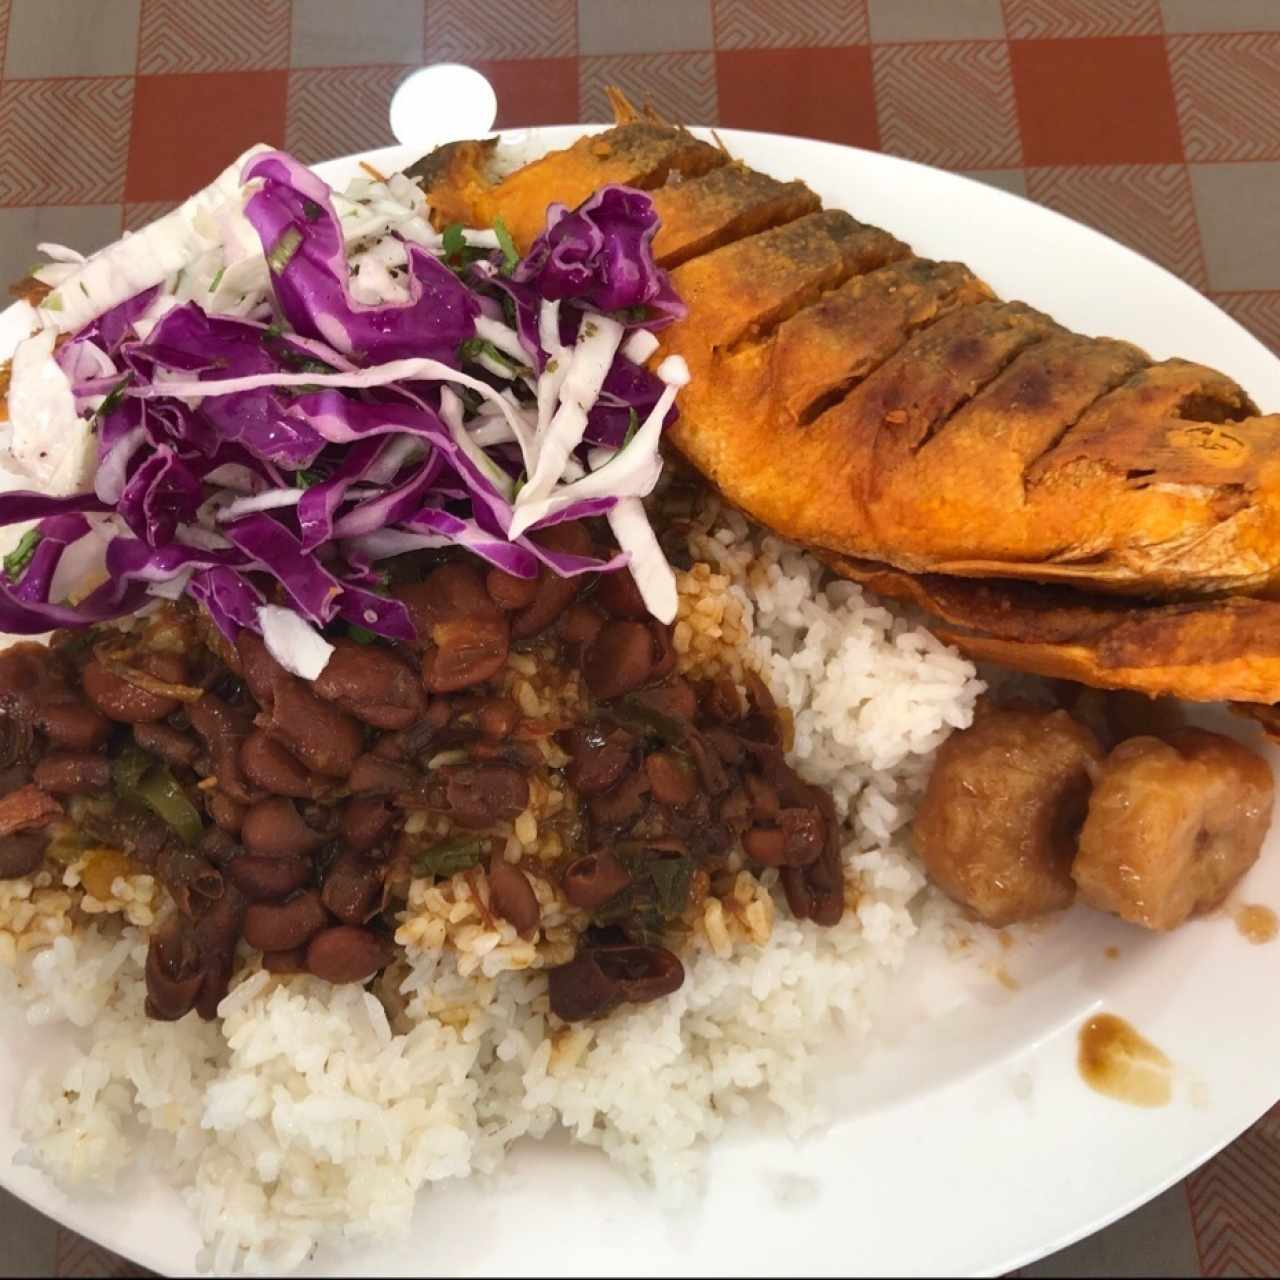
[824,555,1280,707]
[911,704,1103,927]
[0,132,1005,1272]
[1074,729,1274,930]
[914,706,1272,931]
[0,113,1275,1275]
[416,100,1280,707]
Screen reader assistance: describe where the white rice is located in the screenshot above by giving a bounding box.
[0,510,984,1274]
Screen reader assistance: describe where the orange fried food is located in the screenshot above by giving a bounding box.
[413,99,1280,703]
[1073,730,1273,930]
[912,704,1104,926]
[824,552,1280,705]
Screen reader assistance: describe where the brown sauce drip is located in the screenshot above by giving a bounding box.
[1077,1013,1172,1108]
[1234,904,1277,945]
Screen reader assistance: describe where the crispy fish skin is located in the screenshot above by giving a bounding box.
[413,107,1280,709]
[824,552,1280,704]
[649,163,820,268]
[429,123,727,250]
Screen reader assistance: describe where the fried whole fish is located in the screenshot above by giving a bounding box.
[414,100,1280,703]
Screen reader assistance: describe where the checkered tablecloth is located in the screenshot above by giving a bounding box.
[0,2,1278,1277]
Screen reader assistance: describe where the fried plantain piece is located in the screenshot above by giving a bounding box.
[649,162,820,268]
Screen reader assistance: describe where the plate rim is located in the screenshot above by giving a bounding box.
[0,122,1278,1280]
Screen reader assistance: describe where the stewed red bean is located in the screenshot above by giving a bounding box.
[476,698,520,739]
[133,722,200,768]
[348,754,415,795]
[487,858,540,936]
[510,524,592,640]
[37,702,112,751]
[0,783,62,838]
[444,763,529,828]
[341,795,396,852]
[742,826,788,866]
[320,851,382,924]
[240,731,318,799]
[564,724,634,796]
[557,603,606,651]
[588,770,650,827]
[226,855,312,901]
[191,884,247,1021]
[644,751,697,807]
[262,946,308,975]
[562,850,632,909]
[594,568,648,620]
[266,675,363,777]
[241,796,324,859]
[629,677,698,725]
[188,694,254,803]
[0,645,109,750]
[547,944,685,1021]
[235,630,284,708]
[583,621,654,700]
[144,915,204,1021]
[0,832,46,878]
[313,640,425,730]
[82,656,184,723]
[243,889,329,952]
[305,925,391,984]
[422,616,509,693]
[207,792,245,835]
[485,566,539,611]
[647,623,677,682]
[33,751,110,795]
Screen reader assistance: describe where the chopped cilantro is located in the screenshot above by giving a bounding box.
[347,624,376,644]
[622,407,640,448]
[293,468,324,488]
[3,529,41,580]
[93,376,131,421]
[442,222,466,262]
[459,337,529,376]
[266,226,302,274]
[493,216,519,274]
[649,856,694,921]
[78,281,89,297]
[208,266,226,292]
[411,837,487,879]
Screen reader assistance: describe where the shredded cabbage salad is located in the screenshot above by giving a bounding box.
[0,147,690,679]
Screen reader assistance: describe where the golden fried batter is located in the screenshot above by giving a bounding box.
[413,100,1280,702]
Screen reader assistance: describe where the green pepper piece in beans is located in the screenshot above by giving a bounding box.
[112,745,204,845]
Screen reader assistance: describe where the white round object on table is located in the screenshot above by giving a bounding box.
[389,64,497,149]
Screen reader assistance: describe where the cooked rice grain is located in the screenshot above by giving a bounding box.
[2,500,984,1272]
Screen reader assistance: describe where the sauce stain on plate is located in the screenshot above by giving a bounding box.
[1234,903,1278,945]
[1077,1013,1173,1107]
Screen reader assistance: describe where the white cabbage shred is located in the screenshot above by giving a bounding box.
[3,143,691,633]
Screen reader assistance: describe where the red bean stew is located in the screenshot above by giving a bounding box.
[0,522,844,1023]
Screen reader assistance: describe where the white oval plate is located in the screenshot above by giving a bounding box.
[2,127,1280,1278]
